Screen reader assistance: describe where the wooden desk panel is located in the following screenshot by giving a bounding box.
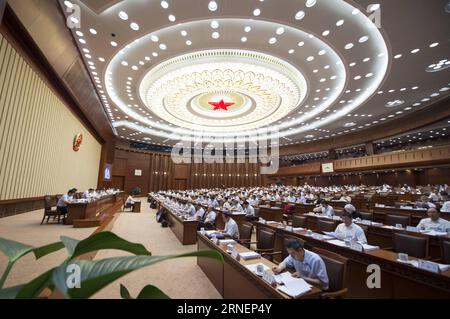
[258,206,283,222]
[197,235,224,296]
[165,210,198,245]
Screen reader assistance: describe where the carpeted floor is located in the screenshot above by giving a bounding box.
[0,199,221,299]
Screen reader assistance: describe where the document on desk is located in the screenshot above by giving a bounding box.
[277,276,312,298]
[323,231,338,239]
[245,263,271,274]
[424,230,448,237]
[362,244,380,251]
[238,251,261,260]
[219,239,237,245]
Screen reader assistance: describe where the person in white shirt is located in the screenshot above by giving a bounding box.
[83,188,96,199]
[428,191,441,202]
[272,239,329,290]
[184,202,196,216]
[335,212,367,244]
[339,192,352,203]
[296,194,307,204]
[248,195,259,207]
[57,189,75,216]
[125,195,135,211]
[286,193,297,203]
[417,208,450,232]
[194,205,205,221]
[223,198,232,210]
[441,201,450,213]
[313,201,335,217]
[230,200,243,212]
[243,201,255,218]
[220,212,240,240]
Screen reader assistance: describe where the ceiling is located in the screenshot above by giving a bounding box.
[59,0,450,148]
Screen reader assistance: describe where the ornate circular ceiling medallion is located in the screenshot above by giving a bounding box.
[139,49,308,132]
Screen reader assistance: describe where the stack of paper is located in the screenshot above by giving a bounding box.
[266,221,279,225]
[425,230,448,237]
[328,239,348,247]
[219,239,237,245]
[277,276,312,298]
[239,251,261,260]
[292,227,305,232]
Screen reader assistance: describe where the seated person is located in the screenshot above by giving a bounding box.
[272,239,329,290]
[57,189,76,217]
[193,204,205,221]
[415,195,436,209]
[243,201,255,219]
[223,197,232,210]
[184,202,196,216]
[125,195,135,211]
[83,188,96,199]
[286,193,297,203]
[441,201,450,213]
[335,212,368,244]
[219,212,240,240]
[417,208,450,232]
[344,204,362,219]
[313,200,335,217]
[230,200,243,212]
[339,192,352,203]
[428,190,442,202]
[248,195,259,207]
[199,206,217,229]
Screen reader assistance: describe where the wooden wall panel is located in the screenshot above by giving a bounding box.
[0,33,101,200]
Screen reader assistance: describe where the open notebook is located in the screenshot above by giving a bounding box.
[275,272,312,298]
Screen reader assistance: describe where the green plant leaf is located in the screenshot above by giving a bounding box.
[53,250,223,299]
[120,284,132,299]
[60,236,80,257]
[15,268,55,299]
[33,242,65,260]
[137,285,170,299]
[0,285,24,299]
[69,232,152,260]
[0,238,33,263]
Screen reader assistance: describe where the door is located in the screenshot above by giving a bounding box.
[112,176,125,191]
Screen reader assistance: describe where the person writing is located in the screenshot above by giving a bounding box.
[334,212,368,244]
[272,239,329,290]
[219,212,240,240]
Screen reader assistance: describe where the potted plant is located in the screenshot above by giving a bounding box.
[130,187,141,196]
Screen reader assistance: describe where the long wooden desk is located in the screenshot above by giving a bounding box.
[301,213,448,259]
[66,192,125,228]
[197,233,321,299]
[373,206,450,224]
[254,221,450,298]
[258,206,284,222]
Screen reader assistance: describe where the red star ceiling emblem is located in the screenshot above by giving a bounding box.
[208,99,235,111]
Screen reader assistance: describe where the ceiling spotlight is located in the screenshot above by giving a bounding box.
[212,32,220,39]
[64,1,73,8]
[159,43,167,50]
[322,30,330,36]
[118,11,128,20]
[305,135,314,139]
[295,11,305,20]
[298,41,305,47]
[411,48,420,54]
[386,100,405,107]
[211,20,219,29]
[359,35,369,43]
[306,0,316,7]
[130,22,140,31]
[336,19,344,26]
[244,26,252,32]
[75,31,84,37]
[429,42,439,48]
[161,1,169,9]
[268,37,277,44]
[241,37,248,42]
[394,54,402,59]
[368,4,380,12]
[151,35,159,42]
[168,14,176,22]
[181,30,188,36]
[186,40,192,45]
[98,57,105,62]
[110,41,118,47]
[426,59,450,72]
[344,122,356,127]
[253,9,261,16]
[276,27,285,35]
[89,28,97,35]
[345,43,354,49]
[208,1,218,11]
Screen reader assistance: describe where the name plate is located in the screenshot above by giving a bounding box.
[312,233,323,240]
[285,226,293,232]
[418,260,439,273]
[350,242,363,252]
[231,248,240,260]
[360,220,371,225]
[262,271,277,286]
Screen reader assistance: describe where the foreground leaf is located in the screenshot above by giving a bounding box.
[0,238,33,263]
[16,268,55,299]
[120,284,132,299]
[137,285,170,299]
[33,242,65,260]
[53,250,223,299]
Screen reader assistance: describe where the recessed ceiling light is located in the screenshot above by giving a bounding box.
[253,9,261,16]
[181,30,188,36]
[212,32,220,39]
[336,19,344,26]
[186,40,192,45]
[429,42,439,48]
[152,52,158,57]
[318,50,326,55]
[298,41,305,47]
[241,37,248,42]
[288,49,295,54]
[168,15,176,22]
[159,43,167,50]
[70,17,79,24]
[98,57,105,62]
[349,62,356,67]
[368,4,380,11]
[386,100,404,107]
[208,1,218,11]
[130,22,139,31]
[354,75,362,80]
[295,11,305,20]
[111,41,118,47]
[151,35,159,42]
[82,48,90,53]
[306,56,314,62]
[121,61,128,66]
[411,48,420,54]
[268,37,277,44]
[345,43,354,49]
[118,11,128,20]
[64,1,73,8]
[322,30,330,36]
[75,31,84,37]
[211,20,219,29]
[85,54,92,59]
[411,86,419,90]
[161,1,169,9]
[89,28,97,35]
[394,54,402,59]
[344,122,356,127]
[79,38,86,44]
[359,36,369,43]
[306,0,316,7]
[244,26,252,32]
[352,8,360,15]
[276,27,285,35]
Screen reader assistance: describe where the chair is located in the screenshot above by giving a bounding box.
[317,219,337,233]
[254,228,281,261]
[440,238,450,264]
[385,214,411,227]
[291,215,307,228]
[312,247,348,299]
[238,222,254,248]
[359,212,373,221]
[123,202,134,212]
[392,232,429,258]
[359,224,369,237]
[41,196,62,225]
